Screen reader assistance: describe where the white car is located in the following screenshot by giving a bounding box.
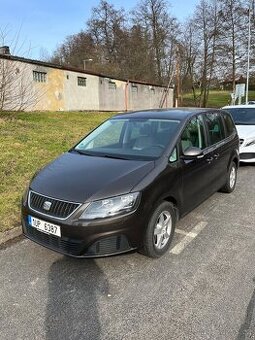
[222,105,255,163]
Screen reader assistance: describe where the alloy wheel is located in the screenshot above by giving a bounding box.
[153,210,172,250]
[229,166,236,189]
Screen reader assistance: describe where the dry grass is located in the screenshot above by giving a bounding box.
[0,111,114,233]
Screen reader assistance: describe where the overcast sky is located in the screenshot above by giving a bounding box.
[1,0,198,60]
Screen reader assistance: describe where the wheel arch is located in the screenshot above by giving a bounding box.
[231,148,240,168]
[162,195,180,221]
[232,156,239,168]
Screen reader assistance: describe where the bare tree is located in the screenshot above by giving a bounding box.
[87,0,127,75]
[51,30,97,70]
[132,0,179,84]
[112,24,155,81]
[179,21,200,106]
[185,0,223,107]
[48,0,253,107]
[0,28,40,111]
[50,0,179,83]
[218,0,248,93]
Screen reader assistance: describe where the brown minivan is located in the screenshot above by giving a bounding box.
[21,108,239,258]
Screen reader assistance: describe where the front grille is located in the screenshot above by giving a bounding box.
[29,191,81,219]
[26,225,82,255]
[240,153,255,160]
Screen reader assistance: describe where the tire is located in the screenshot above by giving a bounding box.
[220,161,237,193]
[140,201,176,258]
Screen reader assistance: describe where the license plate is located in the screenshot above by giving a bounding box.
[28,215,61,237]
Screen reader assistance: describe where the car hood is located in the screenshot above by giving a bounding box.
[236,125,255,139]
[30,152,155,203]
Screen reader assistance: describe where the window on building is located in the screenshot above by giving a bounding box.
[77,77,87,87]
[131,84,138,93]
[108,80,116,90]
[33,71,47,83]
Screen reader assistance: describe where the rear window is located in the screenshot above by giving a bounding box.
[222,112,235,137]
[204,113,224,145]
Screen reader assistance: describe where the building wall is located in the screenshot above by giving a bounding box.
[128,83,173,111]
[0,56,173,112]
[99,77,126,111]
[32,65,65,111]
[0,59,37,111]
[64,71,99,111]
[98,79,174,112]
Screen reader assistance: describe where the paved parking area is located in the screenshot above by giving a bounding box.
[0,165,255,340]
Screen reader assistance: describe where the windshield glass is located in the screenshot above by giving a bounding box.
[74,118,180,160]
[223,108,255,125]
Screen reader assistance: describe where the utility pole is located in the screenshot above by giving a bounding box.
[175,45,181,107]
[246,1,252,104]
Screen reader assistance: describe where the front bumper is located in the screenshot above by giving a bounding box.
[239,144,255,163]
[21,205,146,258]
[239,152,255,163]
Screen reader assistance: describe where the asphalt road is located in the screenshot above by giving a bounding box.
[1,165,255,340]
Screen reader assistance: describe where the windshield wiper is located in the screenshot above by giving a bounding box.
[71,149,129,159]
[102,154,129,160]
[70,149,94,156]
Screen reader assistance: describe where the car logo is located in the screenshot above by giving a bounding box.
[43,201,52,211]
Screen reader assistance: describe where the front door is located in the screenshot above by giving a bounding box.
[180,115,214,214]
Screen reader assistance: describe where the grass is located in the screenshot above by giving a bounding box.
[182,90,255,108]
[0,111,114,233]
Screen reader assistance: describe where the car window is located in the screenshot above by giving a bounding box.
[181,116,206,153]
[169,147,177,163]
[222,112,235,137]
[204,112,224,145]
[87,120,125,148]
[75,118,180,160]
[223,107,255,125]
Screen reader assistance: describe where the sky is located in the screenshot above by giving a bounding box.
[0,0,198,60]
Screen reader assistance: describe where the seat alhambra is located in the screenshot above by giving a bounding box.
[22,108,239,258]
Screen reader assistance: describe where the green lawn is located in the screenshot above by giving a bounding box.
[0,111,114,233]
[182,90,255,108]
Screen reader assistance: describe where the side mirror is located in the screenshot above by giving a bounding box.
[182,146,204,160]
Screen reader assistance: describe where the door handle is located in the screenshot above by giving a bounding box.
[206,156,214,163]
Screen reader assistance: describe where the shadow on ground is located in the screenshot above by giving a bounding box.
[237,277,255,340]
[45,257,109,340]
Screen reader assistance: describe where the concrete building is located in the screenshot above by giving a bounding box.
[0,48,173,112]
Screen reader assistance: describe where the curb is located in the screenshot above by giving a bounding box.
[0,226,23,245]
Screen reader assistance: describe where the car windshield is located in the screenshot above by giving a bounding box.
[224,108,255,125]
[74,118,180,160]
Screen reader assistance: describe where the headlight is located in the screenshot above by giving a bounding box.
[245,138,255,147]
[79,192,140,220]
